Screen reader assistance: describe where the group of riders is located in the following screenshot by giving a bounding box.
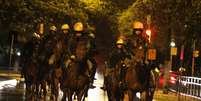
[20,20,155,100]
[104,21,157,101]
[20,21,98,99]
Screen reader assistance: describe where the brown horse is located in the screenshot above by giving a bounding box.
[61,40,90,101]
[50,40,67,101]
[124,47,156,101]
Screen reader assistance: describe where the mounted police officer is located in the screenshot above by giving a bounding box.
[59,23,72,68]
[61,23,71,46]
[20,32,42,77]
[68,21,97,88]
[85,24,97,88]
[102,36,131,90]
[40,25,60,63]
[108,36,131,69]
[127,21,149,64]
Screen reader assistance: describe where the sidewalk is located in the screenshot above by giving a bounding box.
[154,90,201,101]
[0,70,22,80]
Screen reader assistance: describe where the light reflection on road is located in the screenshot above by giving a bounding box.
[0,78,25,101]
[0,72,108,101]
[0,72,158,101]
[0,79,17,90]
[88,72,108,101]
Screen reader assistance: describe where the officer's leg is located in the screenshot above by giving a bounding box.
[101,61,114,90]
[90,57,97,79]
[87,57,97,88]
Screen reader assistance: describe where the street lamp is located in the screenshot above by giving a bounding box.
[170,40,177,70]
[146,29,151,43]
[170,41,176,47]
[163,40,177,94]
[16,51,21,56]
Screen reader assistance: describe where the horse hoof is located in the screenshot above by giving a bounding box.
[100,87,106,90]
[89,85,96,89]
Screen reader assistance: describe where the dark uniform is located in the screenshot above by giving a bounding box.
[86,32,97,85]
[59,24,72,68]
[108,36,131,68]
[60,24,71,54]
[40,28,60,62]
[108,45,130,69]
[68,22,97,88]
[102,38,131,90]
[68,31,96,66]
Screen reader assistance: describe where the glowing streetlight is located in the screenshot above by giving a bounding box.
[16,51,21,56]
[146,29,151,43]
[170,41,176,47]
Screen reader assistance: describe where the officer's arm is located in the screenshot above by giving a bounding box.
[67,38,76,56]
[88,33,97,54]
[126,40,135,56]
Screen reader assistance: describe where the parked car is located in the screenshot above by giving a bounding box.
[158,68,180,89]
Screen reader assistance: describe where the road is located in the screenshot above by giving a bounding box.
[0,71,199,101]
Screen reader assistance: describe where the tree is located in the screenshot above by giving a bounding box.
[1,0,201,64]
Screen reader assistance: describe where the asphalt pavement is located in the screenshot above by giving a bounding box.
[0,70,199,101]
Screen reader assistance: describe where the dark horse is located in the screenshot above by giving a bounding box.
[104,60,126,101]
[21,39,40,101]
[23,54,39,101]
[61,40,90,101]
[124,47,156,101]
[35,37,63,100]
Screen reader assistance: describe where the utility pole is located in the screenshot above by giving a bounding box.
[9,33,15,68]
[180,44,184,68]
[192,39,196,76]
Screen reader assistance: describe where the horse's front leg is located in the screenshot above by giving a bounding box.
[77,86,88,101]
[54,78,60,101]
[145,87,155,101]
[61,90,67,101]
[127,90,135,101]
[67,89,73,101]
[41,81,47,100]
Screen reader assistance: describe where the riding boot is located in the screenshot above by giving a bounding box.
[101,67,110,90]
[88,74,96,89]
[120,64,127,90]
[100,76,107,90]
[86,58,97,89]
[89,81,96,88]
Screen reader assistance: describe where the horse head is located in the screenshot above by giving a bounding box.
[75,40,89,61]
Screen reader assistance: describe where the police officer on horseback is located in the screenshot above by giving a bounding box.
[20,22,45,78]
[40,25,59,61]
[20,32,42,78]
[60,24,71,57]
[68,21,97,88]
[61,24,71,45]
[108,36,131,69]
[127,21,149,64]
[102,36,131,90]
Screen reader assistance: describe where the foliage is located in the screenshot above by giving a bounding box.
[1,0,201,63]
[117,0,145,35]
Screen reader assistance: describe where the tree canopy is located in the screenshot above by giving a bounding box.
[1,0,201,62]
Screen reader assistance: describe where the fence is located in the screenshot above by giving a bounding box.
[176,76,201,100]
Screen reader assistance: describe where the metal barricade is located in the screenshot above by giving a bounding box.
[177,76,201,100]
